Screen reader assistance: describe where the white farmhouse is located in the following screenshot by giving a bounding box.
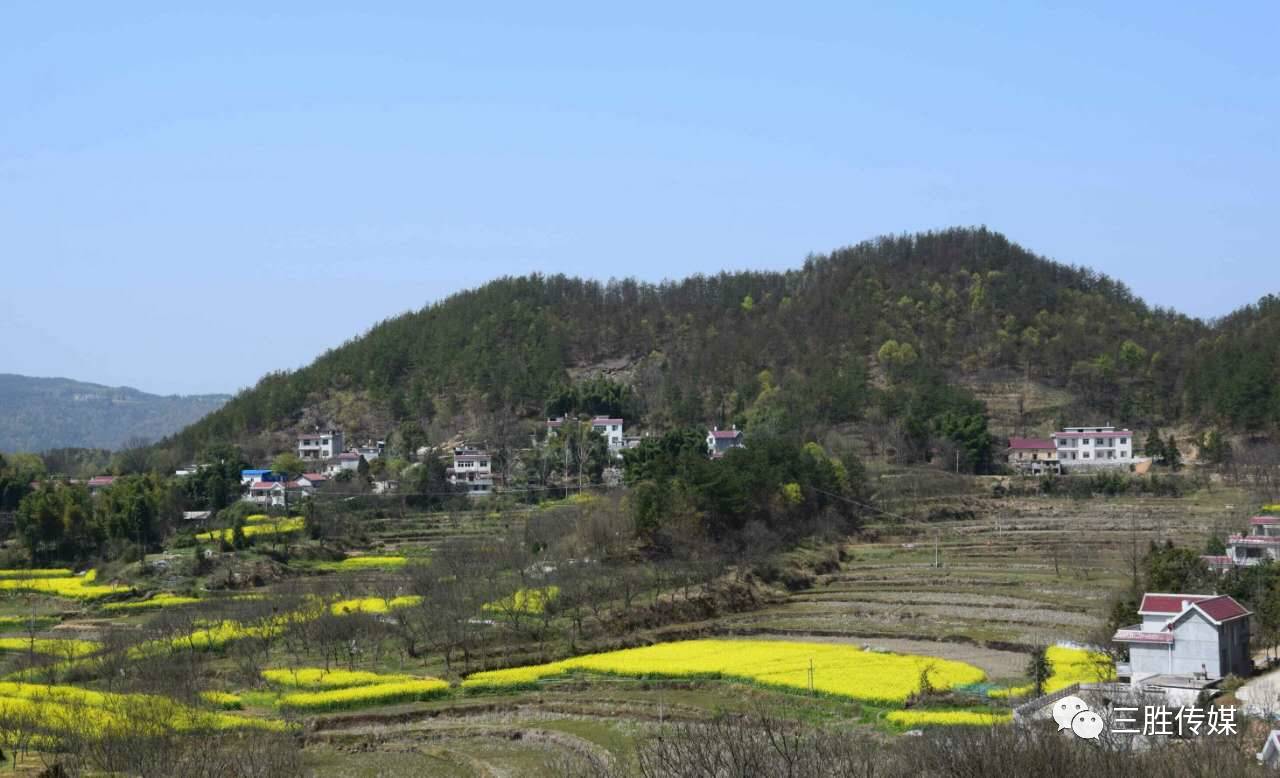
[448,446,494,497]
[1113,593,1251,684]
[1051,425,1135,470]
[298,430,344,461]
[591,417,625,452]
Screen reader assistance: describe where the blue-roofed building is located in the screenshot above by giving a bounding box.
[240,468,280,485]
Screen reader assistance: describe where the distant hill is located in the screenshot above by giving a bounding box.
[0,374,229,453]
[153,227,1279,462]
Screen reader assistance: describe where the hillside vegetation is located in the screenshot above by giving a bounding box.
[0,374,228,453]
[154,228,1277,462]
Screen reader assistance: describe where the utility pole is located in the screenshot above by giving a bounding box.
[934,531,940,568]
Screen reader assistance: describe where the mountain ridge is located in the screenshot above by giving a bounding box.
[0,373,230,453]
[145,227,1277,463]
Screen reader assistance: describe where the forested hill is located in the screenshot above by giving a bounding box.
[0,375,229,453]
[157,227,1278,462]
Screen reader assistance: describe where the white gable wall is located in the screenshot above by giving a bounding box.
[1168,611,1223,677]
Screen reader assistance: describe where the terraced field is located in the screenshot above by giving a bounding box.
[0,490,1248,776]
[713,492,1246,668]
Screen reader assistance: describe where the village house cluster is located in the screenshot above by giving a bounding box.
[230,417,750,503]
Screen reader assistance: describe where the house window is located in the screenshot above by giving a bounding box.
[1120,438,1128,444]
[1082,452,1090,459]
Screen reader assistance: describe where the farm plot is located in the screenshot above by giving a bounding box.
[463,638,987,704]
[729,495,1223,650]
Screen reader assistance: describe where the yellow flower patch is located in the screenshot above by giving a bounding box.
[0,681,284,736]
[314,556,409,572]
[195,517,305,543]
[103,593,201,612]
[277,678,449,712]
[462,639,986,704]
[483,586,559,615]
[200,690,243,710]
[329,595,421,615]
[0,638,97,658]
[886,709,1012,727]
[262,667,417,689]
[0,573,128,601]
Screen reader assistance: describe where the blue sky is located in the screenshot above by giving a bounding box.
[2,2,1277,395]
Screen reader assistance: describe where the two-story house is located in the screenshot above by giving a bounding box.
[1226,516,1280,566]
[590,417,625,453]
[298,430,344,461]
[447,446,493,497]
[1113,592,1251,684]
[1051,425,1135,470]
[1006,437,1060,474]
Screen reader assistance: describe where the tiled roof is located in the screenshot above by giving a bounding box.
[1008,437,1055,450]
[709,429,742,439]
[1251,516,1280,526]
[301,473,327,481]
[1139,593,1215,614]
[1051,430,1132,438]
[1228,534,1280,546]
[1195,595,1251,623]
[1141,593,1251,625]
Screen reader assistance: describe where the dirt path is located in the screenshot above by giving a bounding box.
[743,632,1027,678]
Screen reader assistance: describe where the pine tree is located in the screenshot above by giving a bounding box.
[1165,435,1183,471]
[1144,428,1165,460]
[1027,646,1050,697]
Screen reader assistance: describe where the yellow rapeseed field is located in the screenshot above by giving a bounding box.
[886,709,1012,727]
[195,516,305,543]
[0,572,128,601]
[314,556,409,571]
[103,593,201,611]
[483,586,559,615]
[262,667,418,689]
[329,595,422,615]
[462,639,985,703]
[277,678,449,711]
[0,682,284,736]
[200,690,243,710]
[0,638,97,658]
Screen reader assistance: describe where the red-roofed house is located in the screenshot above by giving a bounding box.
[247,480,286,507]
[706,426,744,459]
[1005,437,1059,474]
[86,475,117,494]
[1113,592,1251,683]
